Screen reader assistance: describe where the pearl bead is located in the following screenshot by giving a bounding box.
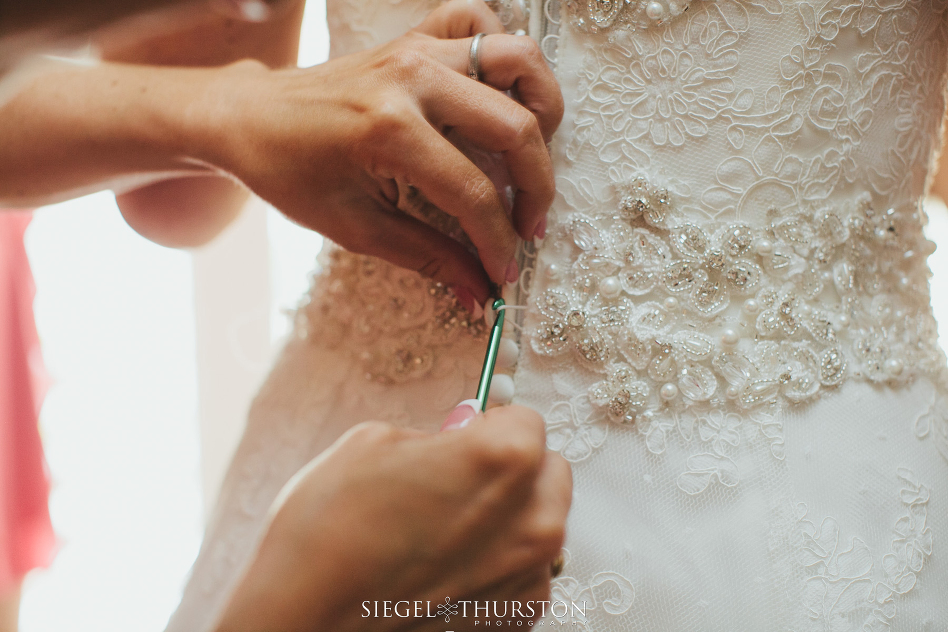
[599,275,622,298]
[900,276,911,289]
[645,1,665,20]
[660,383,678,400]
[663,296,680,311]
[725,385,740,399]
[822,270,833,282]
[545,263,562,280]
[756,239,774,256]
[488,374,515,405]
[721,328,739,346]
[496,338,520,370]
[742,299,760,315]
[885,359,904,377]
[838,313,850,328]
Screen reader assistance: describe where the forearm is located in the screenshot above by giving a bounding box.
[0,59,244,207]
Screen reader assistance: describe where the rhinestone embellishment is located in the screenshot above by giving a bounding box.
[566,0,694,32]
[531,177,947,426]
[296,250,486,383]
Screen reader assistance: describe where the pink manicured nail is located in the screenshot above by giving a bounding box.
[441,399,481,431]
[506,260,519,284]
[452,286,476,313]
[534,217,547,239]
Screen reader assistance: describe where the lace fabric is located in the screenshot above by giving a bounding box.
[167,1,948,630]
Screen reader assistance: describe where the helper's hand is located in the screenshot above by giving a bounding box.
[214,405,572,632]
[205,0,563,304]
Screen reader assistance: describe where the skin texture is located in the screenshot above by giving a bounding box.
[102,0,307,248]
[215,405,573,632]
[0,0,563,302]
[0,1,285,76]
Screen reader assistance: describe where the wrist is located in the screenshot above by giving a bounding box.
[185,59,271,177]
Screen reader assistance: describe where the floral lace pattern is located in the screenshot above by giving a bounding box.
[915,390,948,463]
[531,177,947,439]
[564,0,948,221]
[548,549,636,629]
[793,469,933,631]
[526,0,948,482]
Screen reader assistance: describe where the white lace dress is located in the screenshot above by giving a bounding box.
[166,1,948,630]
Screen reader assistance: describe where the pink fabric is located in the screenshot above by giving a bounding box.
[0,210,55,593]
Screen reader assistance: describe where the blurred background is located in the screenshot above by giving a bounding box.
[18,2,326,630]
[13,1,948,631]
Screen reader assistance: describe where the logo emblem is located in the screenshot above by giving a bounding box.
[437,596,459,622]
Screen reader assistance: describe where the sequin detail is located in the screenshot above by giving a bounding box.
[296,249,486,383]
[565,0,696,32]
[530,177,947,427]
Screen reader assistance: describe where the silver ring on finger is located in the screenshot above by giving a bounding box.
[468,32,486,82]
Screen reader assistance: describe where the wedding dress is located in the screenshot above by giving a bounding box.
[166,1,948,630]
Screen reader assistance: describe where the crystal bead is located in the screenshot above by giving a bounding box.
[707,250,726,270]
[663,261,695,291]
[567,310,587,328]
[678,365,716,401]
[572,217,601,251]
[723,225,754,257]
[819,349,846,386]
[526,176,940,438]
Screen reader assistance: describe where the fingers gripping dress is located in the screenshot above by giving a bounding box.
[167,1,948,630]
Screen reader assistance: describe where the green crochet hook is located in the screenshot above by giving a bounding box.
[475,298,506,412]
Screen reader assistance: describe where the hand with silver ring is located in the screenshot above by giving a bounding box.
[0,0,563,310]
[209,0,563,308]
[469,32,486,81]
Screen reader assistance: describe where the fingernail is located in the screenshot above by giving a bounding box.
[534,216,547,239]
[452,286,476,313]
[441,399,481,431]
[506,260,519,284]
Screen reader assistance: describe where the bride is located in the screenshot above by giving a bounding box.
[169,0,948,630]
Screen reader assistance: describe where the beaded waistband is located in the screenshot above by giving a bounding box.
[528,177,947,430]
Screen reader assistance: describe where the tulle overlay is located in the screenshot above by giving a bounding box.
[169,1,948,630]
[0,211,55,593]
